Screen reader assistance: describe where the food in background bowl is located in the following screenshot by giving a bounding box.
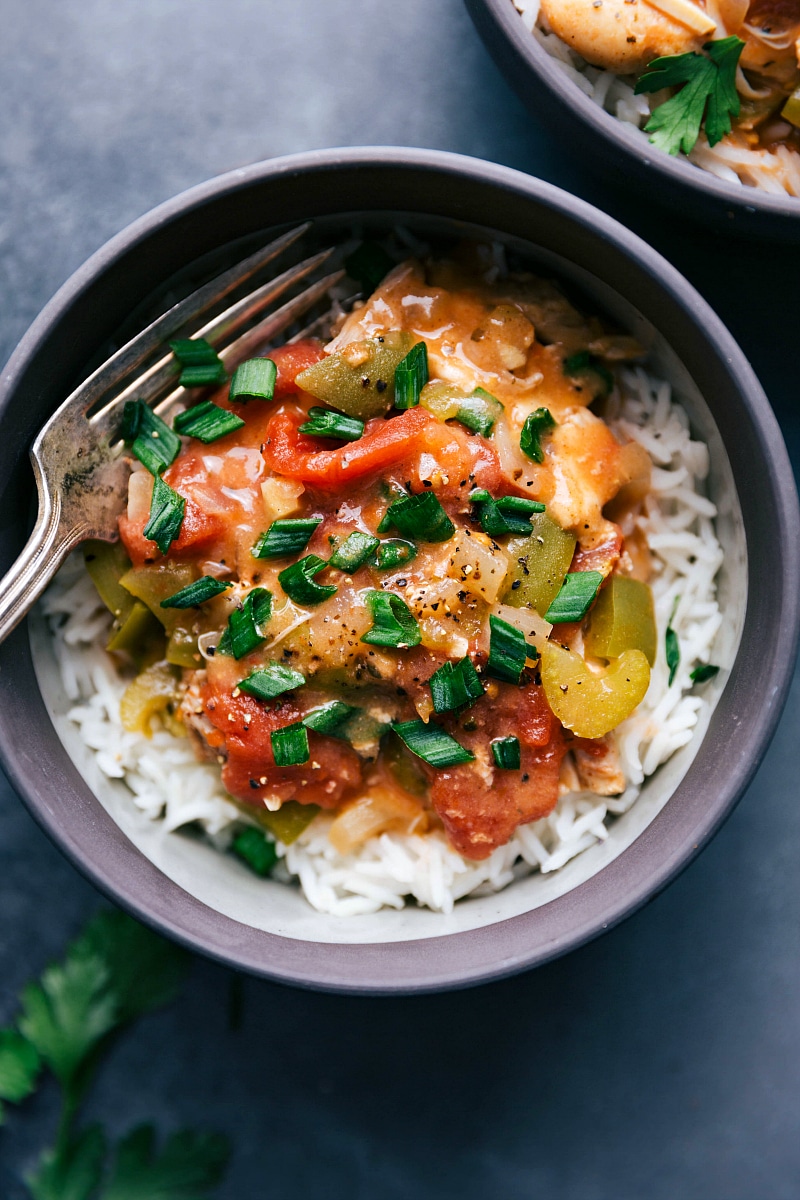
[514,0,800,196]
[43,239,723,915]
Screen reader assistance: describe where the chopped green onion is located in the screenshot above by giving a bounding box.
[302,700,358,737]
[666,598,681,686]
[563,350,614,397]
[382,492,455,542]
[173,400,245,443]
[298,406,365,441]
[470,489,546,536]
[231,826,278,876]
[218,587,273,659]
[121,400,181,475]
[143,475,185,555]
[492,736,521,770]
[169,338,227,389]
[394,343,428,410]
[545,571,603,623]
[520,408,556,464]
[229,357,277,403]
[455,387,504,436]
[252,518,321,560]
[344,241,394,292]
[278,555,337,605]
[239,663,305,701]
[690,663,719,684]
[361,590,421,648]
[160,576,232,608]
[487,614,528,685]
[271,722,310,767]
[372,539,417,571]
[392,719,474,768]
[329,531,380,573]
[428,657,485,713]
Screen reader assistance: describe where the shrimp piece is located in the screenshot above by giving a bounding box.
[540,0,708,73]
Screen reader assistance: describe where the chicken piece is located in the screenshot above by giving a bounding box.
[573,735,626,796]
[540,0,708,74]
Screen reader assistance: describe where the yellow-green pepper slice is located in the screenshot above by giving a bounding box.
[295,332,413,419]
[106,600,164,667]
[585,575,657,665]
[502,513,576,616]
[782,86,800,129]
[83,541,135,622]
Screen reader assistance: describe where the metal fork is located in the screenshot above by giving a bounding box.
[0,223,344,645]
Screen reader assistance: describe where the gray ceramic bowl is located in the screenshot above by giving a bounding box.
[465,0,800,242]
[0,147,797,994]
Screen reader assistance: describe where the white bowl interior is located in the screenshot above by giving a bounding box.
[29,224,747,946]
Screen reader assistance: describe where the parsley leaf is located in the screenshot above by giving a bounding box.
[78,911,188,1023]
[0,1029,40,1122]
[27,1125,106,1200]
[101,1125,230,1200]
[635,36,744,156]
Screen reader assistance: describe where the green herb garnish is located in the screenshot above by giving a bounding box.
[545,571,603,624]
[381,492,455,542]
[393,343,429,410]
[372,538,418,571]
[520,407,556,463]
[271,722,310,766]
[143,475,186,556]
[239,663,305,701]
[252,518,322,560]
[428,657,485,714]
[298,407,365,441]
[492,736,521,770]
[455,387,504,436]
[173,400,245,443]
[690,662,719,684]
[160,576,231,608]
[392,719,474,768]
[278,555,337,605]
[563,350,614,396]
[470,489,546,537]
[218,587,273,659]
[302,700,359,737]
[228,357,277,402]
[329,531,380,573]
[121,400,181,476]
[487,614,528,685]
[666,597,681,686]
[634,36,745,156]
[169,337,227,388]
[361,590,421,648]
[231,827,278,877]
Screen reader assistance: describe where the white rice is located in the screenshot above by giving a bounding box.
[40,365,723,917]
[513,0,800,198]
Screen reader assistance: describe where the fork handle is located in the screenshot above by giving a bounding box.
[0,489,83,647]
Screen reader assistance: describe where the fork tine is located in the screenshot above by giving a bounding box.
[88,246,337,426]
[76,223,311,417]
[150,268,346,422]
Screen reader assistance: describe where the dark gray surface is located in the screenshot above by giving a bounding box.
[0,0,798,1195]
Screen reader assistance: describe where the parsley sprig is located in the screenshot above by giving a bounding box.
[635,36,745,157]
[0,911,229,1199]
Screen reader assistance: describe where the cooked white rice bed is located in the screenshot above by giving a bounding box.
[513,0,800,198]
[41,365,722,917]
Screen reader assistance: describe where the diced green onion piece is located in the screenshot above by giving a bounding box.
[252,518,321,560]
[428,656,485,713]
[173,400,245,443]
[143,475,185,555]
[394,343,428,410]
[564,350,614,396]
[278,555,337,605]
[455,387,504,436]
[492,736,521,770]
[229,357,277,403]
[121,400,181,475]
[302,700,358,737]
[690,663,719,684]
[160,576,232,608]
[392,719,474,768]
[239,663,305,701]
[372,538,417,570]
[271,722,310,767]
[298,406,365,441]
[169,340,227,389]
[329,531,380,573]
[470,488,546,536]
[361,590,421,648]
[666,598,680,686]
[487,614,527,685]
[344,241,394,292]
[520,408,556,464]
[382,492,455,542]
[231,826,278,877]
[544,571,603,623]
[218,587,273,659]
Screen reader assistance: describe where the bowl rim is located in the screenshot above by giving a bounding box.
[0,145,798,994]
[465,0,800,223]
